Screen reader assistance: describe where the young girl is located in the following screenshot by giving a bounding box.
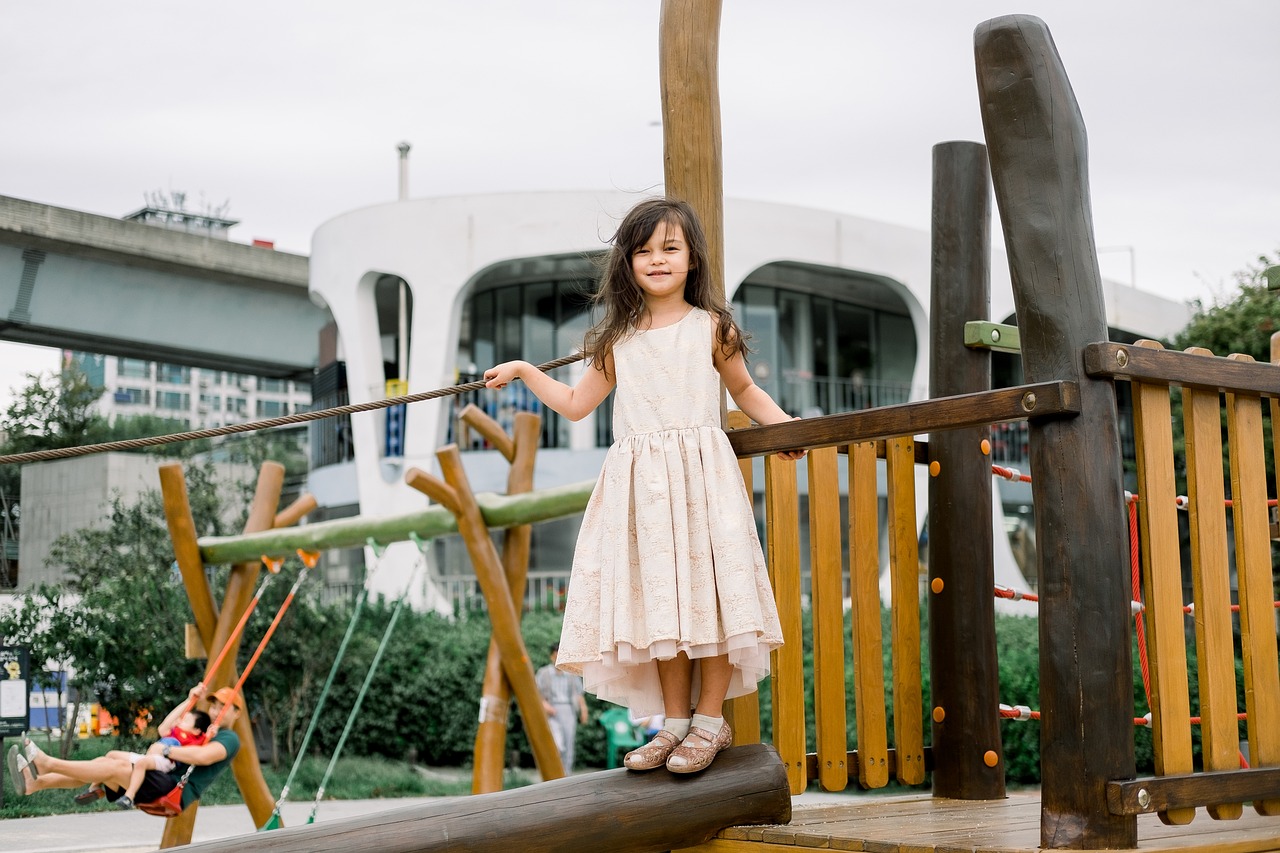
[484,197,803,774]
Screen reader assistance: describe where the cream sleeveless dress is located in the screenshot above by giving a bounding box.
[555,307,784,716]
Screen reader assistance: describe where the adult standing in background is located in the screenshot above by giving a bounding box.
[536,642,587,771]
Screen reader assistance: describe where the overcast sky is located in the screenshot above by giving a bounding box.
[2,1,1276,404]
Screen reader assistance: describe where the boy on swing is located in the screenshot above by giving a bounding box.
[101,706,212,809]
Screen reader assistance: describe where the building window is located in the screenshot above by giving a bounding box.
[258,377,287,393]
[733,265,917,417]
[157,391,190,411]
[256,400,287,417]
[225,373,252,391]
[226,397,248,416]
[456,259,600,450]
[113,387,150,405]
[117,358,151,379]
[199,394,221,413]
[157,363,191,384]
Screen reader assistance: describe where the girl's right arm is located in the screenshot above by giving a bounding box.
[483,352,615,422]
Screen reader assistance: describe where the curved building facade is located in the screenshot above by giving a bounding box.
[305,191,1191,609]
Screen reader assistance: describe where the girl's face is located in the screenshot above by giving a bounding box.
[630,220,692,304]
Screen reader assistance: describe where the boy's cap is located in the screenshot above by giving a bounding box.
[211,687,245,710]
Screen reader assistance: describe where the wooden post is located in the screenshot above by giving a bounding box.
[927,140,1004,800]
[160,462,284,848]
[468,408,542,794]
[659,0,724,302]
[975,15,1136,848]
[406,449,564,781]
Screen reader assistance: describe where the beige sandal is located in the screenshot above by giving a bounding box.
[666,722,732,774]
[623,729,681,771]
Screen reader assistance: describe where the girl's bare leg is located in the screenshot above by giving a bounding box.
[656,653,693,719]
[694,654,732,717]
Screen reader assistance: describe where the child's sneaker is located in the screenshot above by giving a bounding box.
[74,784,104,805]
[116,795,135,810]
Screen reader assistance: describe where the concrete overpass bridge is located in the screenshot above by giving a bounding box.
[0,195,328,380]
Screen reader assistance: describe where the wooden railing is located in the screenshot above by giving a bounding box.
[723,382,1080,797]
[1086,340,1280,822]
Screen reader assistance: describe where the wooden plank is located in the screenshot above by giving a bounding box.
[808,446,848,792]
[886,437,924,786]
[676,792,1280,853]
[1225,355,1280,816]
[1085,341,1280,398]
[849,441,888,790]
[1108,768,1280,815]
[727,381,1078,458]
[725,410,761,745]
[927,138,1004,802]
[1181,347,1244,821]
[976,14,1138,848]
[764,454,806,795]
[1131,341,1196,825]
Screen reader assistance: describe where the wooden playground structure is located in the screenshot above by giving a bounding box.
[54,6,1280,853]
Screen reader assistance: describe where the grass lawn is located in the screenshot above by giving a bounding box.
[1,732,482,819]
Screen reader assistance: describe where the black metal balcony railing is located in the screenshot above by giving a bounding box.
[309,390,355,468]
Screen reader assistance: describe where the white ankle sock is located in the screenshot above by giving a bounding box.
[662,717,691,739]
[691,713,724,734]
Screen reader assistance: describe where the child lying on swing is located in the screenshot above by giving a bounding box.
[107,708,213,809]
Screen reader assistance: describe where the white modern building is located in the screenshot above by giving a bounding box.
[304,190,1195,613]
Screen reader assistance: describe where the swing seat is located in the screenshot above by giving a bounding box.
[138,783,185,818]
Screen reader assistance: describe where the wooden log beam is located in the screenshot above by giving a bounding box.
[976,14,1136,848]
[197,480,595,565]
[727,381,1078,458]
[927,140,1004,801]
[173,744,789,853]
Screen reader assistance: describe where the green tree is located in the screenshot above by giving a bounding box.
[0,461,230,748]
[0,367,106,498]
[1166,251,1280,494]
[1170,253,1280,360]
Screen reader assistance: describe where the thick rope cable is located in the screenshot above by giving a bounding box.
[0,353,585,467]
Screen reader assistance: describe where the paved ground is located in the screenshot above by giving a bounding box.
[2,786,852,852]
[1,796,450,853]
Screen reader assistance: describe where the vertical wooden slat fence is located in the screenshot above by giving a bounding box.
[849,440,889,790]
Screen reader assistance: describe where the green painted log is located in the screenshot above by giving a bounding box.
[197,480,594,565]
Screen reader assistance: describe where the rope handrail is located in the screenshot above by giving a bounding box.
[0,353,585,467]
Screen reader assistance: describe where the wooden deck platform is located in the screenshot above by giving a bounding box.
[674,792,1280,853]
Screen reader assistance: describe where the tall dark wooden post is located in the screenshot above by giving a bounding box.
[927,140,1004,801]
[975,15,1136,848]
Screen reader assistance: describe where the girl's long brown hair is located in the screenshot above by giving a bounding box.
[583,197,748,375]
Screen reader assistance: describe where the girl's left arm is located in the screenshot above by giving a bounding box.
[713,327,805,460]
